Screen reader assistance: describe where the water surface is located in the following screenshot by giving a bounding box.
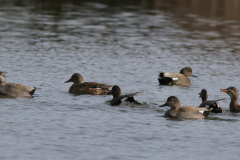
[1,0,240,160]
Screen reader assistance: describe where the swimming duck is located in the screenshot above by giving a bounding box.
[159,96,211,119]
[108,85,140,106]
[158,67,197,86]
[0,71,37,97]
[64,73,111,95]
[199,89,223,113]
[221,87,240,112]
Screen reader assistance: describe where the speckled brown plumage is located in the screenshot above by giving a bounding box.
[65,73,111,95]
[69,83,110,95]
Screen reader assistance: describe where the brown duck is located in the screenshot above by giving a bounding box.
[64,73,111,95]
[0,71,37,97]
[159,96,212,119]
[221,87,240,112]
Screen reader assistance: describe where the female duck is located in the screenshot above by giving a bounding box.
[65,73,111,95]
[221,87,240,112]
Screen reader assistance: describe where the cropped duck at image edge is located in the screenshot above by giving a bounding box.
[0,71,37,97]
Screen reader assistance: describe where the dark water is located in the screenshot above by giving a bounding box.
[1,0,240,159]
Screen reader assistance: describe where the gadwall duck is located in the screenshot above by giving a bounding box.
[221,87,240,112]
[0,71,37,97]
[158,67,197,86]
[64,73,111,95]
[108,85,140,106]
[199,89,223,113]
[159,96,211,119]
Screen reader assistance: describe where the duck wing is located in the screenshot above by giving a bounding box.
[0,83,35,97]
[5,83,35,91]
[179,106,209,112]
[179,106,212,118]
[199,100,223,113]
[110,93,138,105]
[158,72,186,85]
[77,82,111,90]
[69,82,111,95]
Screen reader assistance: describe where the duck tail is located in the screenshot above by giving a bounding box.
[203,108,213,117]
[203,111,210,117]
[29,87,37,96]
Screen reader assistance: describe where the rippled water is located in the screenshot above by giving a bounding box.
[1,1,240,160]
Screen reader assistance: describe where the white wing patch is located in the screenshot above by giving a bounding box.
[172,78,179,81]
[199,111,204,113]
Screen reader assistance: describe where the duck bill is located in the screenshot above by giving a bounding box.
[64,79,72,83]
[107,90,112,95]
[159,102,168,107]
[198,93,201,98]
[191,74,198,78]
[220,89,228,93]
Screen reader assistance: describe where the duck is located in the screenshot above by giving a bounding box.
[158,67,197,86]
[0,71,37,97]
[108,85,140,106]
[199,89,223,113]
[159,96,212,119]
[64,73,111,95]
[221,87,240,112]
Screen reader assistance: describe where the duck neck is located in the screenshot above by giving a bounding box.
[230,97,239,106]
[74,79,83,84]
[113,93,122,99]
[201,97,207,102]
[171,105,179,111]
[0,77,6,85]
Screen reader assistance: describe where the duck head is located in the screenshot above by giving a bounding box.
[108,85,121,98]
[199,89,208,102]
[159,96,180,110]
[65,73,83,84]
[180,67,197,78]
[221,87,239,100]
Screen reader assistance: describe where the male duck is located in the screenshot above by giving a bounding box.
[0,71,37,97]
[221,87,240,112]
[199,89,223,113]
[158,67,197,86]
[159,96,211,119]
[65,73,111,95]
[108,85,140,106]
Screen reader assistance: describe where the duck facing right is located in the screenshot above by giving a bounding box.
[158,67,197,86]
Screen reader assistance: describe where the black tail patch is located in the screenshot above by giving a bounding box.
[29,87,37,96]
